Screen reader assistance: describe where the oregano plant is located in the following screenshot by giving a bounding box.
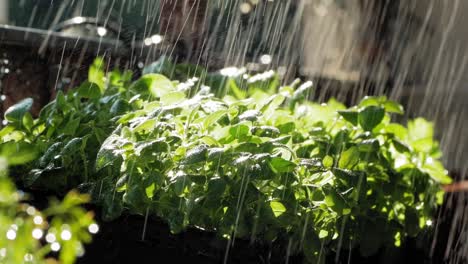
[0,58,451,262]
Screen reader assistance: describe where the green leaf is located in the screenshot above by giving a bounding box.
[161,91,186,106]
[137,140,169,156]
[318,229,329,239]
[338,110,358,126]
[269,157,296,173]
[323,155,334,168]
[62,117,81,136]
[358,139,379,152]
[203,110,228,129]
[61,138,83,155]
[96,135,123,171]
[270,201,286,217]
[89,57,106,91]
[0,141,38,165]
[146,183,156,199]
[207,177,226,198]
[422,161,452,184]
[133,119,156,133]
[182,145,208,164]
[22,112,34,132]
[77,81,102,99]
[385,123,408,139]
[338,146,359,169]
[359,96,381,107]
[131,74,174,98]
[358,106,385,131]
[110,99,131,115]
[39,142,64,167]
[123,184,150,212]
[229,123,250,140]
[411,137,434,153]
[384,101,404,114]
[324,187,350,215]
[4,98,33,124]
[408,118,433,141]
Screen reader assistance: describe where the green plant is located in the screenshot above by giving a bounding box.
[0,142,97,264]
[0,58,450,262]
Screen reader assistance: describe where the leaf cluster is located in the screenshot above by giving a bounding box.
[0,58,450,262]
[0,147,96,264]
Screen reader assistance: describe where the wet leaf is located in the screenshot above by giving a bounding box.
[77,81,102,99]
[358,106,385,131]
[4,98,33,124]
[338,110,358,126]
[269,157,296,173]
[270,201,286,217]
[338,146,360,169]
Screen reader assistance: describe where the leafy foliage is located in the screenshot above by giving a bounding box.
[0,58,450,262]
[0,143,97,264]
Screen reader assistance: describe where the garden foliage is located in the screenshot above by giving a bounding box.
[1,57,450,262]
[0,139,96,264]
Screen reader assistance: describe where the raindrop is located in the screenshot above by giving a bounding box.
[33,216,43,225]
[97,27,108,37]
[45,233,56,243]
[88,223,99,234]
[144,38,152,46]
[26,206,36,215]
[24,253,33,262]
[32,228,43,239]
[51,242,61,252]
[151,34,163,44]
[72,17,85,24]
[6,230,16,240]
[240,2,252,14]
[220,67,246,77]
[76,243,85,257]
[61,230,72,241]
[260,54,272,64]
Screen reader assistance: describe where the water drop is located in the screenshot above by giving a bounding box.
[6,229,16,240]
[151,34,163,44]
[260,54,272,64]
[33,216,43,225]
[88,223,99,234]
[24,253,33,262]
[61,230,72,241]
[51,242,61,252]
[144,38,152,46]
[26,206,36,215]
[240,3,252,14]
[45,233,56,243]
[97,27,107,37]
[32,228,43,239]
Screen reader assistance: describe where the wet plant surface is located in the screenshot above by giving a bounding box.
[0,1,468,263]
[0,56,453,263]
